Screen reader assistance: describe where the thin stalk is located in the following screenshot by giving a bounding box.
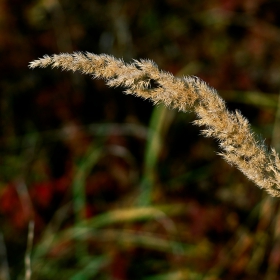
[137,105,170,206]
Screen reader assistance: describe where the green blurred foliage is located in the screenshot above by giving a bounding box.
[1,0,280,279]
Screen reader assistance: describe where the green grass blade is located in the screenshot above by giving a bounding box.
[138,105,175,206]
[72,144,103,223]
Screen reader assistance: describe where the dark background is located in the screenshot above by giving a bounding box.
[1,0,280,279]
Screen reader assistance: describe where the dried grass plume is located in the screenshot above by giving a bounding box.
[29,52,280,197]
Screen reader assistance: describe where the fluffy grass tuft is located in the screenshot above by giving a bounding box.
[29,52,280,197]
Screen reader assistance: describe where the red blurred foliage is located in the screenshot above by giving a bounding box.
[187,200,225,240]
[0,183,31,229]
[30,181,53,208]
[109,251,129,280]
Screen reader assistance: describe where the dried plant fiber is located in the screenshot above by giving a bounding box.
[29,52,280,197]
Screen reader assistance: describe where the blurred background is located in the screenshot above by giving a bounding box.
[1,0,280,279]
